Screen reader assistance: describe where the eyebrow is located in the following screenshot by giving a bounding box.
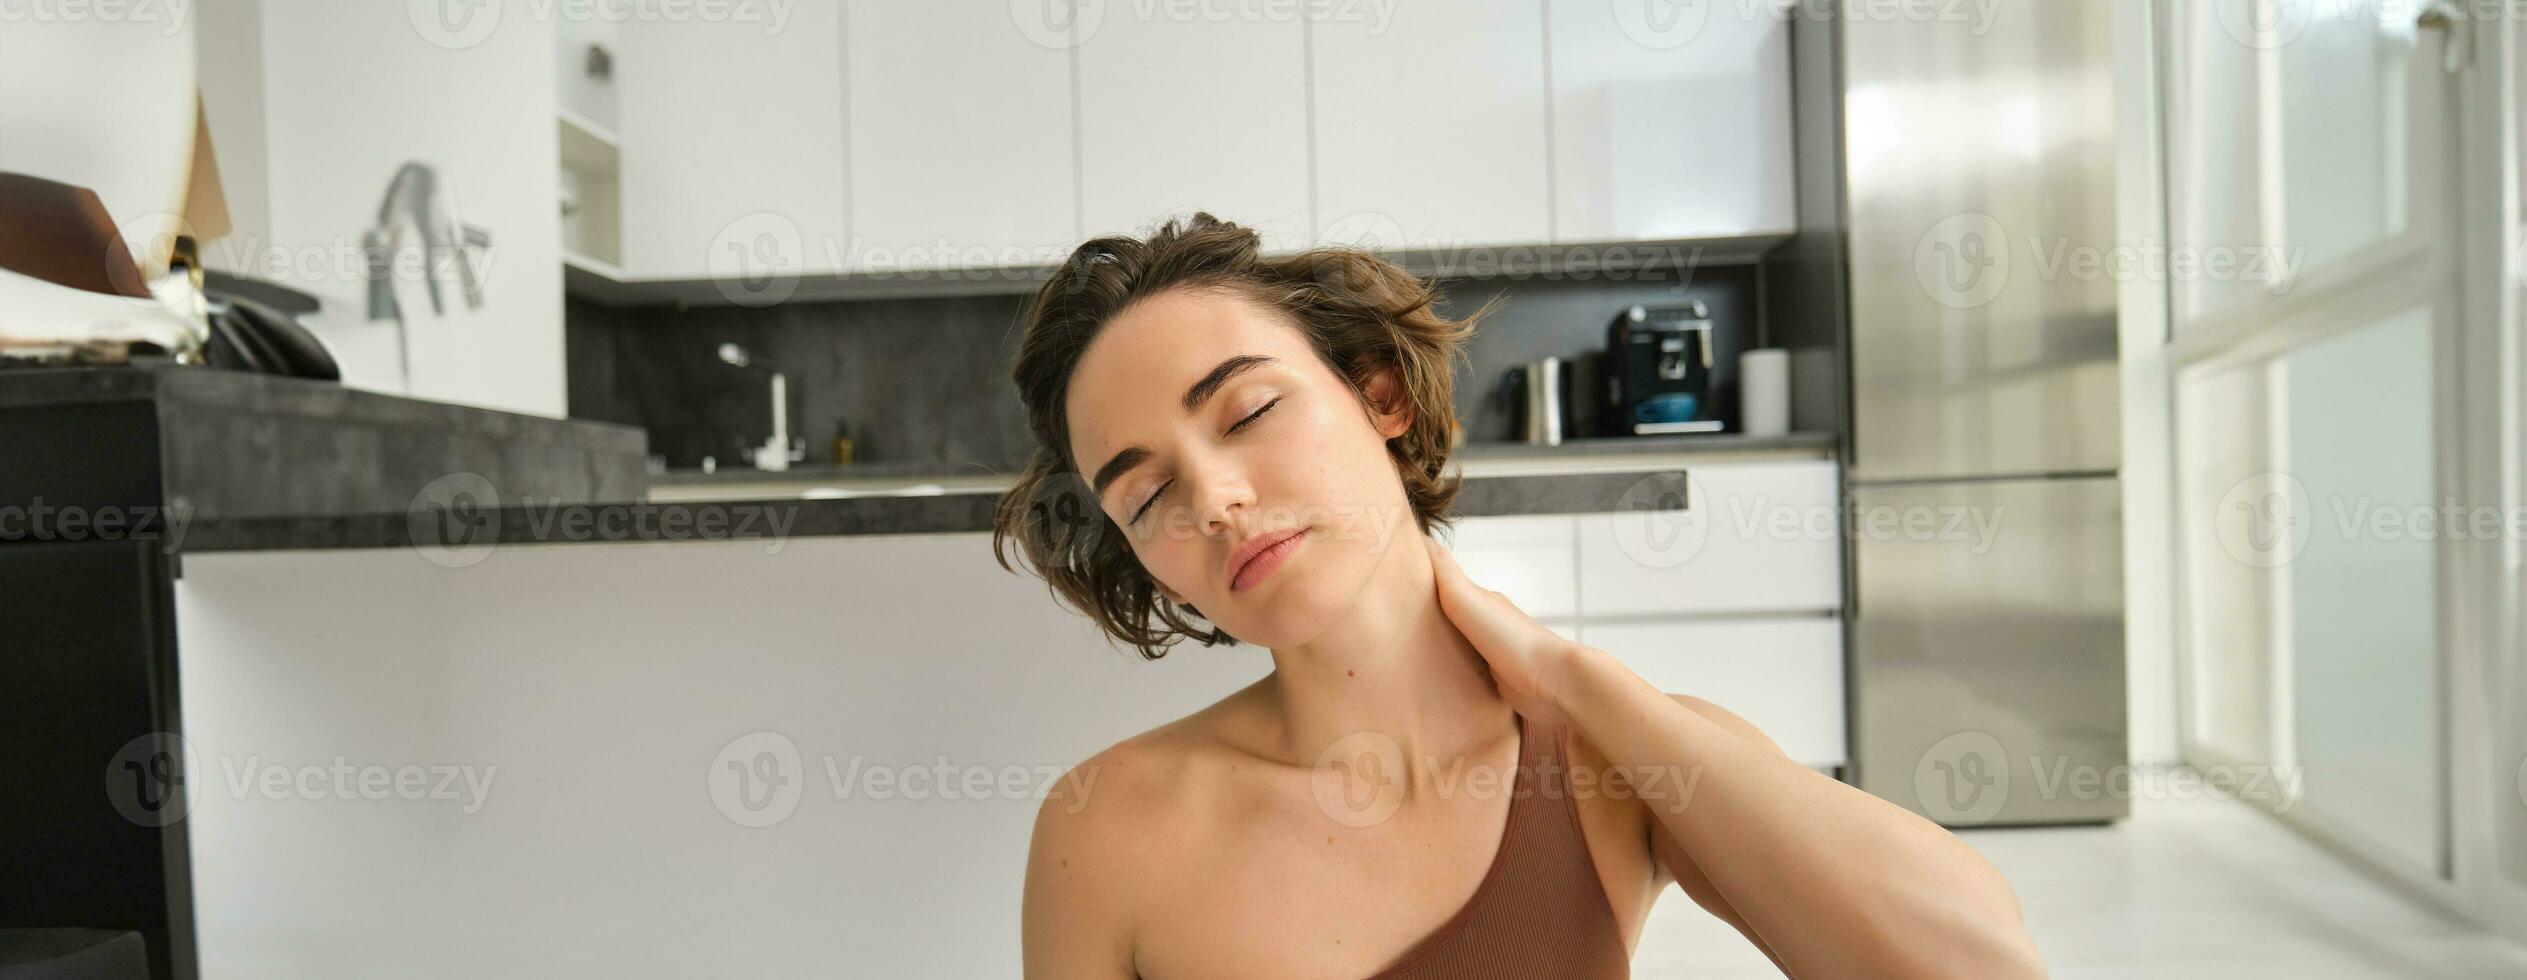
[1089,354,1277,498]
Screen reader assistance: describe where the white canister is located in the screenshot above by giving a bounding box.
[1739,348,1790,437]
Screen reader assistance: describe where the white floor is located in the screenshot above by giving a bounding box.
[1633,787,2527,978]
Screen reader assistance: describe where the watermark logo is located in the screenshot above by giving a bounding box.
[0,498,195,552]
[709,212,805,307]
[1010,0,1104,48]
[1311,730,1407,828]
[408,471,502,569]
[409,0,502,49]
[1915,731,2010,825]
[2213,471,2312,569]
[1608,471,1709,570]
[106,732,201,828]
[1317,210,1415,254]
[1915,212,2011,309]
[709,731,804,828]
[2214,0,2313,50]
[706,734,1099,826]
[0,0,196,35]
[108,734,498,824]
[1613,0,1711,49]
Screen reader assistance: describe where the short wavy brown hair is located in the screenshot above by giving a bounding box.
[990,212,1495,660]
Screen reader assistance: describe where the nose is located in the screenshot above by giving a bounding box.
[1186,460,1255,539]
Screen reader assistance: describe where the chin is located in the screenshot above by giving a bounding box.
[1213,534,1380,647]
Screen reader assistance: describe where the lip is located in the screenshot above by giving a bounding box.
[1226,527,1308,592]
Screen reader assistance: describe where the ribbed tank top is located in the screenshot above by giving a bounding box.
[1359,711,1630,979]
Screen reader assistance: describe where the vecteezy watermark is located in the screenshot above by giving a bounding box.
[404,472,804,569]
[1603,471,2009,570]
[1914,212,2306,310]
[1914,731,2303,826]
[107,732,497,826]
[2206,0,2489,51]
[2211,470,2527,568]
[1613,0,2003,50]
[409,0,797,50]
[124,211,500,309]
[1309,729,1705,829]
[1009,0,1399,49]
[705,731,1100,828]
[0,498,196,552]
[0,0,192,35]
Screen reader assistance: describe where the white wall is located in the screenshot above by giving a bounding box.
[174,533,1268,978]
[0,7,197,268]
[199,1,566,417]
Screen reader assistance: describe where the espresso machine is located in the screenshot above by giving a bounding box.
[1604,302,1723,435]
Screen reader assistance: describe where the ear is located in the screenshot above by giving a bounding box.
[1362,364,1413,440]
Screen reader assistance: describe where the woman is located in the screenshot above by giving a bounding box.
[994,213,2043,979]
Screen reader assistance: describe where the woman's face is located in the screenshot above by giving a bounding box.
[1063,286,1418,649]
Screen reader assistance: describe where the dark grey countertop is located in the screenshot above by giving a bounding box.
[0,365,649,521]
[647,431,1840,489]
[1,366,1835,554]
[181,468,1716,553]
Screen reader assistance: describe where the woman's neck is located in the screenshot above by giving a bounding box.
[1257,530,1518,778]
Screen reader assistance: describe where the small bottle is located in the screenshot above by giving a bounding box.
[831,416,854,466]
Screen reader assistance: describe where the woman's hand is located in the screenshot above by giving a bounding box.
[1425,534,1579,722]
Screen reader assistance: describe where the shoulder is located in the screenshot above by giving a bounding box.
[1021,703,1262,971]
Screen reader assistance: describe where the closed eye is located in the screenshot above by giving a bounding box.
[1127,397,1282,525]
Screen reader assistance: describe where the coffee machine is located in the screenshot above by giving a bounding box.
[1604,302,1723,435]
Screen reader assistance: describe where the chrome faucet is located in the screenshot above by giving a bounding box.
[718,343,805,472]
[362,162,493,387]
[363,161,492,320]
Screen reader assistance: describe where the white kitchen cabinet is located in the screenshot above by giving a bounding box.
[1309,1,1552,250]
[616,8,848,279]
[1545,0,1796,242]
[1576,459,1842,616]
[844,1,1078,273]
[1579,616,1847,768]
[1436,514,1581,621]
[1075,14,1311,252]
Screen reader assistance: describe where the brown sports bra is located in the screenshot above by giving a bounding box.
[1359,711,1630,979]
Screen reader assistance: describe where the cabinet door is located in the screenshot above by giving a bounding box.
[1576,460,1842,616]
[617,8,848,279]
[1310,2,1551,250]
[845,1,1077,273]
[1579,617,1846,768]
[1546,0,1794,241]
[1434,514,1579,621]
[1075,14,1310,252]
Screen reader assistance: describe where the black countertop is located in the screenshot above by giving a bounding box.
[178,468,1703,553]
[0,365,648,521]
[0,365,1835,554]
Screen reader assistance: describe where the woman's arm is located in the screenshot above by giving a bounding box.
[1426,538,2045,980]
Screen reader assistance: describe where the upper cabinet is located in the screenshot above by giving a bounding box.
[843,1,1078,273]
[1546,0,1796,242]
[590,2,1799,291]
[616,8,848,280]
[1309,2,1552,250]
[1075,14,1310,252]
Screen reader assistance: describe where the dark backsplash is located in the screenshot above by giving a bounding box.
[566,263,1761,472]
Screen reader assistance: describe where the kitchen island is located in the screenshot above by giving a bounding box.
[2,368,1843,979]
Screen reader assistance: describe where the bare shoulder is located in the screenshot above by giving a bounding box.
[1021,693,1265,976]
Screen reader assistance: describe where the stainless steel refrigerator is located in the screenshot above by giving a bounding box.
[1802,1,2130,826]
